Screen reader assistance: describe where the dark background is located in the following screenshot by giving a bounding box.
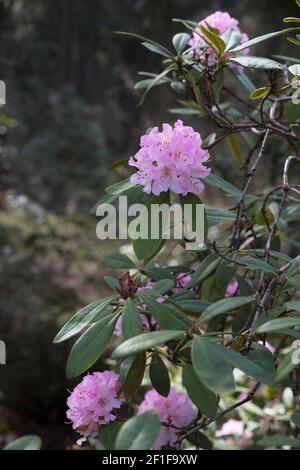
[0,0,299,449]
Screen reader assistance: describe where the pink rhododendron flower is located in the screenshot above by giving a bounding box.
[138,387,197,449]
[216,419,253,448]
[225,280,238,297]
[66,371,124,445]
[129,120,210,196]
[189,11,249,68]
[216,419,244,437]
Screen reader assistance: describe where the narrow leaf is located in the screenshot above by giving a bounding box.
[201,296,254,323]
[54,296,116,343]
[232,27,300,52]
[249,86,271,100]
[122,352,146,400]
[103,252,136,269]
[229,56,284,70]
[111,330,184,359]
[122,298,143,339]
[257,317,300,333]
[149,354,170,397]
[66,315,118,378]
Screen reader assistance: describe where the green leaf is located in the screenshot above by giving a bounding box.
[138,66,175,106]
[122,298,143,339]
[169,107,203,115]
[205,174,242,197]
[249,86,271,100]
[222,347,274,384]
[115,31,172,57]
[91,191,118,214]
[66,315,118,378]
[182,364,218,416]
[173,299,211,315]
[188,253,219,288]
[142,41,172,58]
[106,178,133,195]
[241,256,274,273]
[149,354,170,397]
[201,274,225,303]
[273,54,300,63]
[192,337,235,395]
[144,267,176,281]
[248,343,275,379]
[287,36,300,46]
[231,27,300,52]
[144,239,166,265]
[89,438,106,450]
[53,296,116,343]
[132,192,169,260]
[227,133,243,164]
[107,158,129,170]
[216,261,236,289]
[229,56,284,70]
[235,72,256,93]
[3,435,42,450]
[187,431,213,450]
[115,411,161,450]
[133,239,165,262]
[104,276,119,290]
[283,17,300,23]
[256,306,286,330]
[172,32,190,53]
[201,296,254,323]
[223,29,242,52]
[152,279,175,294]
[91,422,121,450]
[257,317,300,333]
[285,300,300,312]
[288,64,300,76]
[122,352,146,400]
[111,330,184,359]
[103,252,136,269]
[274,351,295,383]
[206,206,236,224]
[135,77,170,91]
[141,295,193,331]
[199,25,226,53]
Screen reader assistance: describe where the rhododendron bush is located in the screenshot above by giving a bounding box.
[54,2,300,451]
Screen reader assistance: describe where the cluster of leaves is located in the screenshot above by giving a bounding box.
[56,0,300,450]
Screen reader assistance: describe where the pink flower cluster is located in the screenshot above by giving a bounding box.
[129,120,210,196]
[66,371,124,445]
[138,387,197,449]
[189,11,249,67]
